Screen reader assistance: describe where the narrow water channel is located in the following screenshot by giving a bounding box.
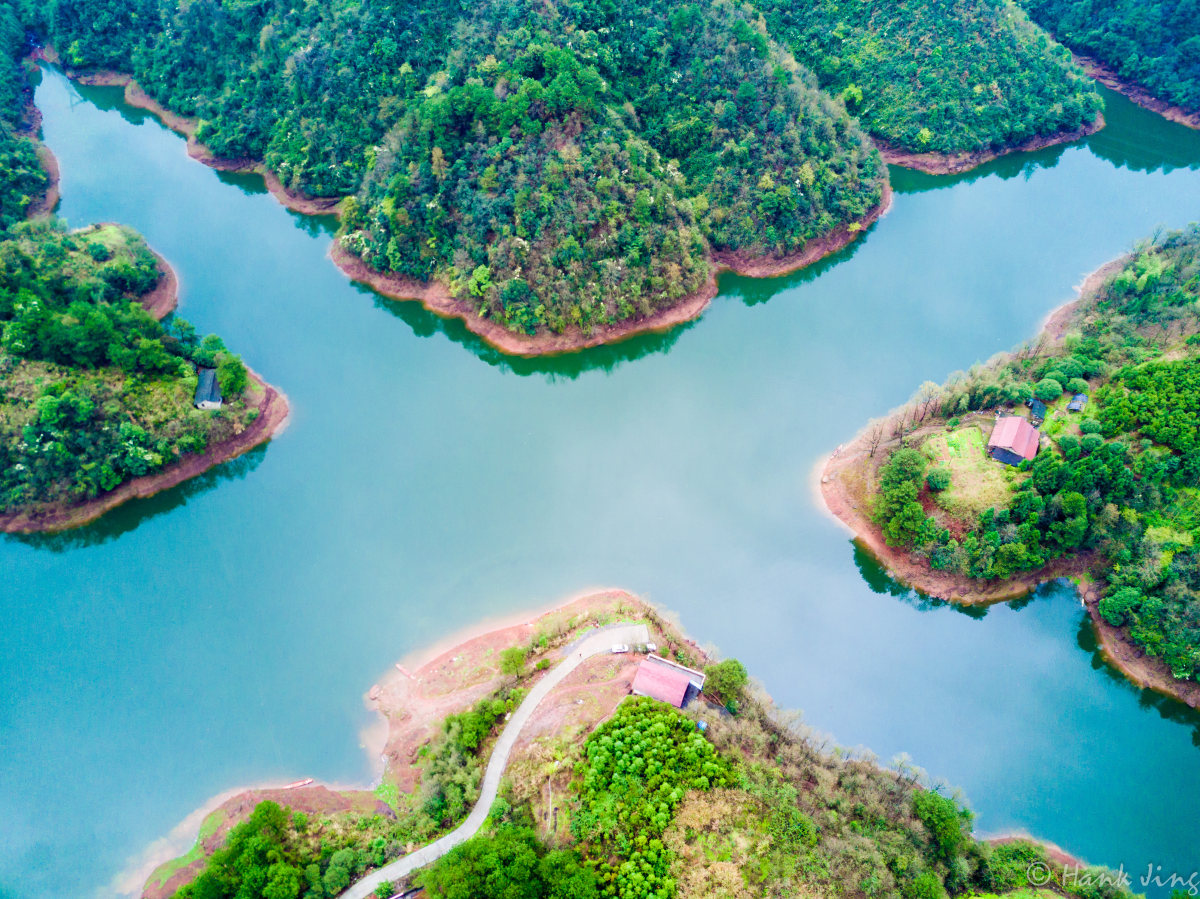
[2,67,1199,898]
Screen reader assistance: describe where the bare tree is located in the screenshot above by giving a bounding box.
[866,421,884,457]
[913,381,943,422]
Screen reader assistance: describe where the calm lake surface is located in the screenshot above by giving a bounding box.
[3,67,1200,898]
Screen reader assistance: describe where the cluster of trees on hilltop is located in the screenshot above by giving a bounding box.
[1021,0,1200,115]
[363,691,1139,899]
[755,0,1103,154]
[31,0,883,337]
[0,221,251,512]
[872,225,1200,684]
[345,0,883,335]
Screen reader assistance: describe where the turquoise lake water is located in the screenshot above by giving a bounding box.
[2,67,1200,897]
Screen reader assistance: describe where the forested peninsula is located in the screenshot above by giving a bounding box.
[0,6,287,532]
[823,225,1200,709]
[22,0,1108,351]
[756,0,1104,171]
[1020,0,1200,129]
[143,592,1132,899]
[0,219,288,533]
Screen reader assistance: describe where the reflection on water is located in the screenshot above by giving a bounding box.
[4,445,268,553]
[1074,614,1200,748]
[368,280,696,379]
[892,85,1200,197]
[851,542,991,618]
[8,57,1200,899]
[1086,87,1200,174]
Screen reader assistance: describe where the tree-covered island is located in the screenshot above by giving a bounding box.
[17,0,1118,351]
[824,225,1200,708]
[0,219,287,532]
[0,12,288,532]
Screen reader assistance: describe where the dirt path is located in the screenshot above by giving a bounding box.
[340,622,651,899]
[875,115,1105,175]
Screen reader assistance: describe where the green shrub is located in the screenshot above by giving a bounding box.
[705,658,749,709]
[926,468,952,491]
[1034,378,1064,402]
[500,646,527,677]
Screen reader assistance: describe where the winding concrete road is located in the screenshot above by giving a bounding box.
[341,621,650,899]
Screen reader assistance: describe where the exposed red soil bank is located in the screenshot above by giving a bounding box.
[1081,579,1200,711]
[876,114,1105,175]
[817,253,1200,710]
[140,590,692,898]
[332,180,893,357]
[38,51,893,356]
[1074,54,1200,131]
[0,369,290,534]
[142,249,180,319]
[40,55,341,218]
[28,143,59,216]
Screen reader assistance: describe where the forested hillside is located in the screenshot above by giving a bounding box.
[33,0,885,338]
[855,225,1200,687]
[344,0,884,335]
[755,0,1103,155]
[1020,0,1200,118]
[0,221,257,516]
[0,0,48,227]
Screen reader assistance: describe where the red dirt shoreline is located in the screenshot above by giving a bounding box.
[876,114,1105,175]
[137,590,680,899]
[0,368,290,534]
[1073,54,1200,131]
[38,52,893,356]
[333,180,893,356]
[70,222,180,320]
[817,251,1200,710]
[142,249,180,319]
[41,55,341,218]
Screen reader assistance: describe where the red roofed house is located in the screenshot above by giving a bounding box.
[631,655,706,709]
[987,415,1040,466]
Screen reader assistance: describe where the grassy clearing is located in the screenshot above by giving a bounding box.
[924,425,1022,521]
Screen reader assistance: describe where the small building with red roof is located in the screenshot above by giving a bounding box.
[631,655,706,708]
[987,415,1040,466]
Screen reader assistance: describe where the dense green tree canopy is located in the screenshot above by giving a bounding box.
[754,0,1103,154]
[0,0,49,228]
[874,225,1200,684]
[0,220,252,513]
[1020,0,1200,115]
[36,0,884,337]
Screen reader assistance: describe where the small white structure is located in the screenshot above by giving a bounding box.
[194,367,223,410]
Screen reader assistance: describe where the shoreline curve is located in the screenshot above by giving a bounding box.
[332,180,893,357]
[876,113,1105,175]
[1073,53,1200,131]
[816,251,1200,710]
[38,53,893,357]
[0,367,290,534]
